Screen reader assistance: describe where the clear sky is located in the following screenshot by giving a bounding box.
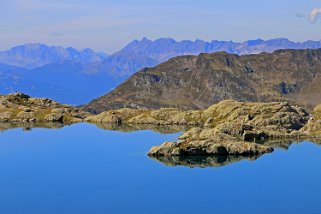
[0,0,320,53]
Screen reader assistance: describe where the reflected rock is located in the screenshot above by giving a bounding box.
[261,139,321,150]
[149,155,263,168]
[92,122,188,134]
[260,139,296,150]
[0,121,68,132]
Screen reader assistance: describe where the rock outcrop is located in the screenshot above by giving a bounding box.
[301,104,321,137]
[86,100,312,156]
[0,93,90,123]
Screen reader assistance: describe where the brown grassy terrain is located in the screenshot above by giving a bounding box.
[83,49,321,113]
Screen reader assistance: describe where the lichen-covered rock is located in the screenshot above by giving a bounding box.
[15,111,36,122]
[0,93,91,123]
[146,100,310,157]
[44,113,64,122]
[86,100,309,136]
[86,99,313,157]
[85,108,145,123]
[0,111,12,121]
[301,104,321,137]
[148,134,274,157]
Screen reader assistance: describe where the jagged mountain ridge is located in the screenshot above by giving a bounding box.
[83,48,321,113]
[103,38,321,76]
[0,43,107,69]
[0,44,115,105]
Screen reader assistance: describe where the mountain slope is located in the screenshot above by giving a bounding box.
[0,44,113,104]
[83,48,321,113]
[0,63,28,93]
[0,61,121,105]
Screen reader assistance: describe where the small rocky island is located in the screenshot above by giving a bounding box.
[0,93,90,123]
[1,92,321,161]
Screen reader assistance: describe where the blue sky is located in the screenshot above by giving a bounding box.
[0,0,320,53]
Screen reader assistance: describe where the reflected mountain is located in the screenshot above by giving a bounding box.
[92,122,188,134]
[149,155,264,168]
[260,139,298,150]
[0,121,70,132]
[261,139,321,150]
[0,121,188,134]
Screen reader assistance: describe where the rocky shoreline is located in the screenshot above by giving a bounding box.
[86,100,321,157]
[1,93,321,159]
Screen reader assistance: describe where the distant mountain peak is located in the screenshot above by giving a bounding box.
[141,37,151,42]
[0,44,108,69]
[155,37,177,42]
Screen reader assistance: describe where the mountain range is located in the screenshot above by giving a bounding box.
[83,48,321,113]
[1,38,321,105]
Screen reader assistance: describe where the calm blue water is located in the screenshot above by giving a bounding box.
[0,123,320,214]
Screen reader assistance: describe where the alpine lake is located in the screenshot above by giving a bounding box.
[0,122,320,214]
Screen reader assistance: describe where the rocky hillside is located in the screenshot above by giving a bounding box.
[83,48,321,113]
[301,104,321,136]
[0,93,90,123]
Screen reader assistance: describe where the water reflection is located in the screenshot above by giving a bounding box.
[92,122,188,134]
[0,122,69,132]
[150,155,263,168]
[150,139,321,168]
[0,122,187,134]
[261,139,321,150]
[1,121,321,169]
